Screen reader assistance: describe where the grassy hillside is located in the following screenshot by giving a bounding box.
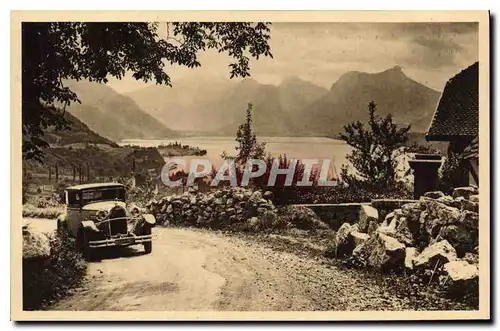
[43,111,118,147]
[65,81,178,141]
[24,145,165,183]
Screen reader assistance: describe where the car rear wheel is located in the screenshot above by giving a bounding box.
[77,228,96,262]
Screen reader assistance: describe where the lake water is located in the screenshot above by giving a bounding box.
[120,136,353,177]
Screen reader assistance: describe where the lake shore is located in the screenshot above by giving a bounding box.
[120,136,353,173]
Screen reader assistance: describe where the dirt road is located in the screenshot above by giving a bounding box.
[39,225,411,311]
[23,218,467,311]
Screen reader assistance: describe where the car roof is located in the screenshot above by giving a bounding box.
[65,182,125,191]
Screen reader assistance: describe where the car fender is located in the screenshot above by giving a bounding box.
[132,214,156,235]
[56,212,69,234]
[142,214,156,225]
[56,212,67,223]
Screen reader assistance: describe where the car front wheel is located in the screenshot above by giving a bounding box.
[143,226,152,254]
[143,241,152,254]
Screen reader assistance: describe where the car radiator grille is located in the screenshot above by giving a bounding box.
[107,207,128,235]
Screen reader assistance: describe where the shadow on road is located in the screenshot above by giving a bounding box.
[91,245,147,262]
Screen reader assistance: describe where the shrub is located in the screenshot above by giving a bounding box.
[251,154,322,204]
[277,205,329,231]
[22,204,64,219]
[339,101,410,193]
[260,210,291,231]
[221,103,266,164]
[23,231,87,310]
[438,151,466,195]
[34,193,62,208]
[261,182,412,205]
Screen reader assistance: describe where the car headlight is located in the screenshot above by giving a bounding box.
[96,210,108,221]
[131,209,140,218]
[130,207,140,217]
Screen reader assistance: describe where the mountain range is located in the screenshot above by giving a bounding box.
[58,66,441,142]
[297,66,441,136]
[127,66,440,137]
[126,75,330,135]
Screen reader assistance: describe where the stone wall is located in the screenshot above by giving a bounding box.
[293,203,367,230]
[146,188,331,232]
[146,187,277,230]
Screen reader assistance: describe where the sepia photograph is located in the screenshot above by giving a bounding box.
[11,11,490,321]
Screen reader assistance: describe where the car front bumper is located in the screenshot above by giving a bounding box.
[88,234,152,248]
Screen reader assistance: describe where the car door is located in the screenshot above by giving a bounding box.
[66,190,83,236]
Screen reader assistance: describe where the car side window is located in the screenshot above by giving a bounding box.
[68,191,81,208]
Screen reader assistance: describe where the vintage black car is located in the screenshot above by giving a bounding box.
[56,182,154,260]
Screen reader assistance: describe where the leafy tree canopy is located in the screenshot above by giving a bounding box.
[22,22,273,161]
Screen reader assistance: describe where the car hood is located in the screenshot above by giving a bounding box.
[81,201,127,212]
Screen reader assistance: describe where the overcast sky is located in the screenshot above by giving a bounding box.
[107,22,478,93]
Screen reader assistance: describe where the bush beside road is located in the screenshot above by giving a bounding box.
[22,223,87,310]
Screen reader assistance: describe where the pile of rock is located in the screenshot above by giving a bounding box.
[328,186,479,291]
[146,187,277,230]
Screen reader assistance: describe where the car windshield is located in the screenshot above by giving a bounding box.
[81,188,125,204]
[67,187,125,207]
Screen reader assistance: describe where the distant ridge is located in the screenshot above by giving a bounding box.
[126,67,440,137]
[64,81,179,141]
[296,66,441,136]
[44,111,118,147]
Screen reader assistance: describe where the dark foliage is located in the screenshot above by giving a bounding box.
[221,103,266,164]
[22,145,165,188]
[22,22,272,161]
[23,232,87,310]
[286,183,412,205]
[405,141,442,155]
[252,155,321,205]
[339,101,411,193]
[156,141,207,156]
[438,150,467,195]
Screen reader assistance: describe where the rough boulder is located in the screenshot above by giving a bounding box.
[413,240,457,269]
[327,223,361,258]
[358,205,379,232]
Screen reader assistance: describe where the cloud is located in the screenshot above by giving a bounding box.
[107,22,478,93]
[398,23,478,71]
